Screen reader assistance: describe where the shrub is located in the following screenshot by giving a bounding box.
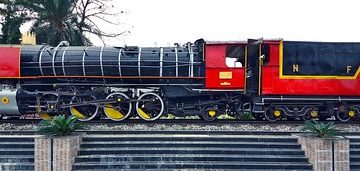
[238,112,255,120]
[302,120,339,138]
[217,114,236,120]
[37,115,83,137]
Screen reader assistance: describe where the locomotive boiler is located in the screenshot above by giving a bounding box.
[1,39,360,122]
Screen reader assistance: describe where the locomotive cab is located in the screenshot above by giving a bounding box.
[204,41,247,90]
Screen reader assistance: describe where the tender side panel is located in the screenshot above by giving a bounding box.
[0,47,20,78]
[262,41,360,96]
[282,42,360,77]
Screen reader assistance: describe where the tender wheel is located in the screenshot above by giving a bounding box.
[103,92,132,121]
[264,107,281,122]
[136,92,164,121]
[336,110,350,122]
[301,109,319,120]
[70,95,99,121]
[202,106,218,122]
[335,108,356,122]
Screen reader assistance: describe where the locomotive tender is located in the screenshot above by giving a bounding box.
[0,39,360,122]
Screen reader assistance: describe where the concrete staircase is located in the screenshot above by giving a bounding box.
[349,136,360,171]
[73,131,312,171]
[0,135,34,171]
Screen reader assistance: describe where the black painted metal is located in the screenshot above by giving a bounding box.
[246,40,260,96]
[283,41,360,76]
[20,45,204,84]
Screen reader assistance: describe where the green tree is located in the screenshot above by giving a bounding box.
[1,0,126,46]
[24,0,87,46]
[24,0,126,46]
[0,0,30,44]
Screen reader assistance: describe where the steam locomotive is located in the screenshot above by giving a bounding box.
[0,39,360,122]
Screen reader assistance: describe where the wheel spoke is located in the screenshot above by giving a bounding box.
[70,95,98,121]
[103,92,132,121]
[136,92,164,121]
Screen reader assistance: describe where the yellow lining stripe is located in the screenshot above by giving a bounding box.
[279,40,360,79]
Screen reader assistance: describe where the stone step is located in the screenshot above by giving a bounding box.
[0,155,34,163]
[350,142,360,148]
[83,134,298,143]
[74,169,311,171]
[350,149,360,155]
[0,148,34,155]
[75,134,310,170]
[76,154,309,163]
[351,156,360,162]
[0,142,34,148]
[0,136,34,142]
[81,130,299,136]
[73,169,312,171]
[72,161,312,170]
[79,147,305,156]
[81,141,300,149]
[347,137,360,142]
[350,161,360,170]
[0,162,34,170]
[350,138,360,170]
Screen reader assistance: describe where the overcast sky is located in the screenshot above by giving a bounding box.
[22,0,360,46]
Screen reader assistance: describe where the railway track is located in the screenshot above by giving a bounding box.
[0,117,359,125]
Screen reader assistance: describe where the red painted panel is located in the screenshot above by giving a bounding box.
[0,47,20,78]
[262,67,360,95]
[267,44,279,66]
[205,44,227,68]
[205,44,246,89]
[205,69,245,89]
[261,43,360,96]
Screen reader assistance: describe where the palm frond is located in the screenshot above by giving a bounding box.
[37,115,82,137]
[302,120,339,138]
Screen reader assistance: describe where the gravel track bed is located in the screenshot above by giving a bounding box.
[0,122,359,133]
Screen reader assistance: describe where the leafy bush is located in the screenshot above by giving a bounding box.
[302,120,339,138]
[238,112,255,120]
[37,115,83,137]
[217,114,236,120]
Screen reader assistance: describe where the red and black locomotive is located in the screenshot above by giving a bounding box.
[0,39,359,122]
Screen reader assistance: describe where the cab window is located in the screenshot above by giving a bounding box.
[225,45,245,68]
